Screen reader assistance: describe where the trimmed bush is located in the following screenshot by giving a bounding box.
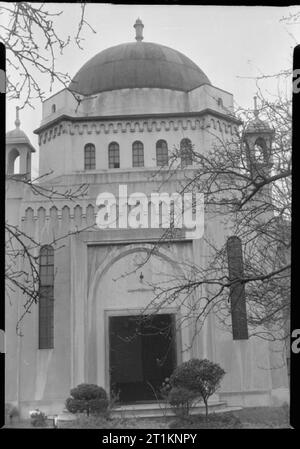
[163,358,225,418]
[168,387,197,418]
[65,383,109,417]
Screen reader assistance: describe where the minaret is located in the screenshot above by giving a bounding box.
[6,106,36,177]
[253,95,258,119]
[15,106,21,129]
[134,18,144,41]
[243,95,274,176]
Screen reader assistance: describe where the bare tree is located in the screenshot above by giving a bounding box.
[5,173,91,334]
[1,2,95,107]
[3,3,95,331]
[135,85,291,346]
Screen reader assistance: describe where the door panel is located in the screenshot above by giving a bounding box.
[109,314,176,403]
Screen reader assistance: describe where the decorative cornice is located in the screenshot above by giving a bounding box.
[34,109,241,134]
[36,112,240,145]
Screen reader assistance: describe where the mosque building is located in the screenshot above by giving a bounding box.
[5,19,289,418]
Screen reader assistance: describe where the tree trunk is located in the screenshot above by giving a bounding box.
[204,400,208,420]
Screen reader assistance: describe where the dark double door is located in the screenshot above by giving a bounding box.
[109,314,176,403]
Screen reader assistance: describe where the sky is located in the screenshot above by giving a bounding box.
[4,3,300,176]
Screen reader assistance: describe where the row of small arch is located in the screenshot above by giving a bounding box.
[23,196,195,222]
[84,138,193,170]
[23,204,96,220]
[39,117,239,144]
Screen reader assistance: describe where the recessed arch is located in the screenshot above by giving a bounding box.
[180,138,193,168]
[108,142,120,168]
[25,207,34,220]
[86,244,190,391]
[7,147,20,175]
[254,137,268,163]
[88,244,186,308]
[26,151,31,175]
[132,141,144,167]
[39,244,54,349]
[156,139,168,167]
[84,143,96,170]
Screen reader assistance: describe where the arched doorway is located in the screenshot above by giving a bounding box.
[109,312,177,403]
[88,245,188,403]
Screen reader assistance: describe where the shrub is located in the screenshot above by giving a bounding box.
[29,409,47,427]
[168,387,197,418]
[164,358,225,419]
[5,403,19,423]
[65,383,109,417]
[160,377,172,399]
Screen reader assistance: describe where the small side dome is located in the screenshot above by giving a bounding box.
[245,96,274,135]
[6,107,36,152]
[6,107,36,177]
[245,117,274,134]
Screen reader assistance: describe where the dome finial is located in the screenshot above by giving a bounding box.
[134,18,144,41]
[15,106,20,129]
[253,95,259,118]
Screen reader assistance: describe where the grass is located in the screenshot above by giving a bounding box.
[59,415,169,429]
[233,405,290,428]
[170,405,290,429]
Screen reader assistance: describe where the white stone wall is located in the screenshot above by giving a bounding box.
[36,82,237,179]
[6,80,289,418]
[41,85,233,123]
[37,115,238,178]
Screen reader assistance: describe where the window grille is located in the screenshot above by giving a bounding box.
[39,245,54,349]
[132,141,144,167]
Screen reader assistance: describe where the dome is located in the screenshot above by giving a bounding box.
[6,108,36,152]
[69,41,211,96]
[245,117,274,134]
[245,96,274,134]
[6,128,30,140]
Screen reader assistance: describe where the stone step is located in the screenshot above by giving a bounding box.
[110,400,230,419]
[57,411,77,422]
[55,403,243,422]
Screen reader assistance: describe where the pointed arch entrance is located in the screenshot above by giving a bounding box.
[87,244,189,402]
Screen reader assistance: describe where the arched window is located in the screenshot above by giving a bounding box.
[7,148,20,175]
[39,245,54,349]
[108,142,120,168]
[132,141,144,167]
[156,140,168,167]
[51,104,56,113]
[14,154,20,174]
[226,236,248,340]
[84,143,96,170]
[253,137,267,163]
[180,138,193,168]
[26,152,31,174]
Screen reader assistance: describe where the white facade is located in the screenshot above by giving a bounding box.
[5,22,289,418]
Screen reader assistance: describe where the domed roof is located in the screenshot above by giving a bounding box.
[245,117,274,134]
[6,108,36,152]
[69,41,211,96]
[245,96,274,134]
[6,127,30,140]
